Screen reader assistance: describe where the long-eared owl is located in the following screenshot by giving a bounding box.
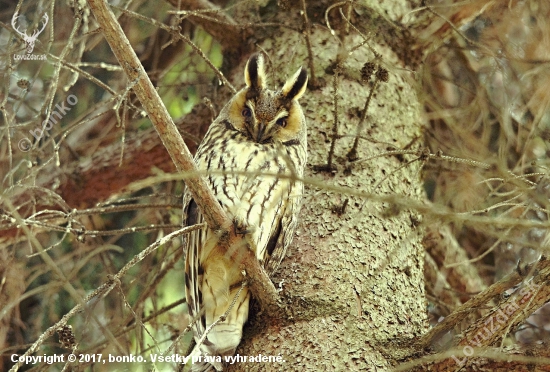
[183,53,308,371]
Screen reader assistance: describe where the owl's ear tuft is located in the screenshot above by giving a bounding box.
[245,53,267,91]
[281,67,308,101]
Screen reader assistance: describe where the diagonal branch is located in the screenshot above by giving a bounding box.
[86,0,280,314]
[418,257,550,350]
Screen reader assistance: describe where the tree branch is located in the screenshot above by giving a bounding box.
[418,257,550,351]
[87,0,279,314]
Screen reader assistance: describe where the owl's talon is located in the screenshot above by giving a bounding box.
[235,226,249,235]
[232,220,250,235]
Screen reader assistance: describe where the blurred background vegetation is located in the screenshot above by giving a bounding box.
[1,0,550,371]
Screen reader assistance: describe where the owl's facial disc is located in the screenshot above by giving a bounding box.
[245,92,291,144]
[228,64,305,145]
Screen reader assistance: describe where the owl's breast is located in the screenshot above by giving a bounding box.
[195,134,300,258]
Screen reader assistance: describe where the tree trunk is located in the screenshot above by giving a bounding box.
[218,1,428,370]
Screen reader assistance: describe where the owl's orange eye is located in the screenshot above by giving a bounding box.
[276,117,288,127]
[242,107,252,117]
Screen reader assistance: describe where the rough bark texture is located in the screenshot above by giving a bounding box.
[225,3,428,370]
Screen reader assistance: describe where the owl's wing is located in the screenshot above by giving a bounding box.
[183,191,240,372]
[183,193,207,337]
[264,182,303,276]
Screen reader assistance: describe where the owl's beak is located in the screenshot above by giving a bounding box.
[256,122,266,143]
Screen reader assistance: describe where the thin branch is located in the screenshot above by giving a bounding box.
[110,5,236,93]
[300,0,317,87]
[312,65,340,173]
[347,68,382,161]
[8,225,201,372]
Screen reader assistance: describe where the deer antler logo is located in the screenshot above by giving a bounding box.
[11,11,49,54]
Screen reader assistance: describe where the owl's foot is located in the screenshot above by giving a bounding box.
[232,219,251,236]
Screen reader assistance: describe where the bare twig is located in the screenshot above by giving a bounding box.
[8,225,200,372]
[300,0,316,87]
[110,5,236,93]
[312,65,340,173]
[347,69,381,161]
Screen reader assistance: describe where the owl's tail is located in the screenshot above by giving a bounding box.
[188,237,251,371]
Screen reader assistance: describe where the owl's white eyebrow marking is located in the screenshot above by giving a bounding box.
[272,111,289,122]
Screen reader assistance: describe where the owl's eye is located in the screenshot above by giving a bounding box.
[276,117,288,128]
[242,107,252,117]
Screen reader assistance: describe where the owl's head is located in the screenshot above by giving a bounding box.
[226,53,308,145]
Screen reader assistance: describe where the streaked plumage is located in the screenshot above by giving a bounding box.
[183,53,308,371]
